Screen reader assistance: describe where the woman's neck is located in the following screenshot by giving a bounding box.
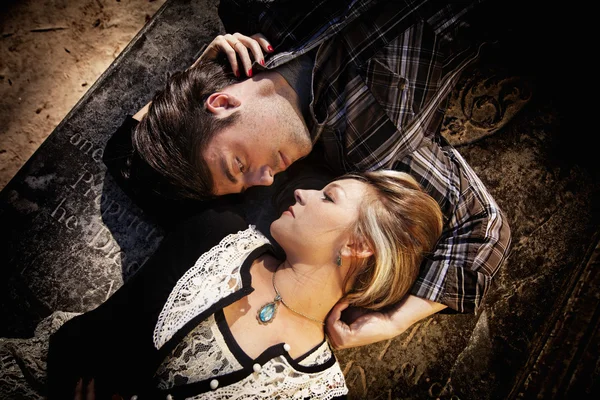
[272,259,343,326]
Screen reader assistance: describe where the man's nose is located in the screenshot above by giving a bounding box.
[247,166,274,187]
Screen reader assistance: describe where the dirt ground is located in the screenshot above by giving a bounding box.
[0,0,167,191]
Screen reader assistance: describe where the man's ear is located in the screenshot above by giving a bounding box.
[205,92,241,116]
[340,239,373,260]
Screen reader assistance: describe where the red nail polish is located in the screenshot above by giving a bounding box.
[260,59,265,66]
[267,45,274,52]
[248,68,253,77]
[235,70,240,78]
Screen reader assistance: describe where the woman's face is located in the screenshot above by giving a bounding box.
[270,178,369,264]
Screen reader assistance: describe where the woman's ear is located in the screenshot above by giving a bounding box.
[340,239,373,260]
[205,92,242,116]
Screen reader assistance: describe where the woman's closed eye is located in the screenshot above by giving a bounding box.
[321,192,334,202]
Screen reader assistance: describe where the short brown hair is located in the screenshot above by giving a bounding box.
[342,170,443,310]
[132,60,239,200]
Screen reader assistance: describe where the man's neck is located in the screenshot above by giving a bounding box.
[263,71,306,120]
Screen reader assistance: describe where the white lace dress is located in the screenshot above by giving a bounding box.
[150,226,348,400]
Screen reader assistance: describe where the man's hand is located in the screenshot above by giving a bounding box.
[192,33,274,77]
[326,295,448,350]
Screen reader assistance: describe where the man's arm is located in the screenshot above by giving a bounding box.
[327,295,446,349]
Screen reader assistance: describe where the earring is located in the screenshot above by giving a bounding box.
[336,254,342,267]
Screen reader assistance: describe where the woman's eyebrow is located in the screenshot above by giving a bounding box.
[327,183,347,198]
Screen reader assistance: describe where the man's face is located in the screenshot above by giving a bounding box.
[203,97,312,195]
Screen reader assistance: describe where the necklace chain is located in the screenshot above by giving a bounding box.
[272,266,325,325]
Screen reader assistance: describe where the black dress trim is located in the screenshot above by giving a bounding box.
[215,309,253,366]
[216,308,331,368]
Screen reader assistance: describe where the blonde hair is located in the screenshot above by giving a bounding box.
[341,170,443,310]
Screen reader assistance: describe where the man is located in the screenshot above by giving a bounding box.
[104,0,512,349]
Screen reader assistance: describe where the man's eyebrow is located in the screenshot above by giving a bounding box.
[220,156,238,184]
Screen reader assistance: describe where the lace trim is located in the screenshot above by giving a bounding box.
[155,315,242,390]
[297,341,334,367]
[153,226,270,350]
[187,356,348,400]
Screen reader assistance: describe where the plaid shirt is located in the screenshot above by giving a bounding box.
[220,0,512,313]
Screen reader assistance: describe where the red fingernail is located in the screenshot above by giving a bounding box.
[260,59,265,66]
[235,70,240,78]
[267,45,274,52]
[248,68,253,77]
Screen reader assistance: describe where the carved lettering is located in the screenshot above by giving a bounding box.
[92,147,104,163]
[65,215,78,230]
[50,197,68,223]
[69,133,83,147]
[126,215,139,229]
[68,132,105,164]
[102,199,122,218]
[88,224,114,251]
[71,170,94,191]
[105,246,122,264]
[78,139,94,155]
[125,255,150,276]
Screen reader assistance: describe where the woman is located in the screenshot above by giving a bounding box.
[45,170,443,399]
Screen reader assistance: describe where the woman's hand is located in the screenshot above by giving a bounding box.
[326,302,402,350]
[192,33,274,77]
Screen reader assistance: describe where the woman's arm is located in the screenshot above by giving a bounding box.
[326,295,446,349]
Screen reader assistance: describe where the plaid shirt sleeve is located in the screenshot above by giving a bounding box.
[397,142,512,313]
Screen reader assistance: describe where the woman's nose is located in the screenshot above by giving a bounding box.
[294,189,306,205]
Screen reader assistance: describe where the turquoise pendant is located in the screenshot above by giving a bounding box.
[257,295,281,325]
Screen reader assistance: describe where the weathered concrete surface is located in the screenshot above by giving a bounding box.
[0,1,596,399]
